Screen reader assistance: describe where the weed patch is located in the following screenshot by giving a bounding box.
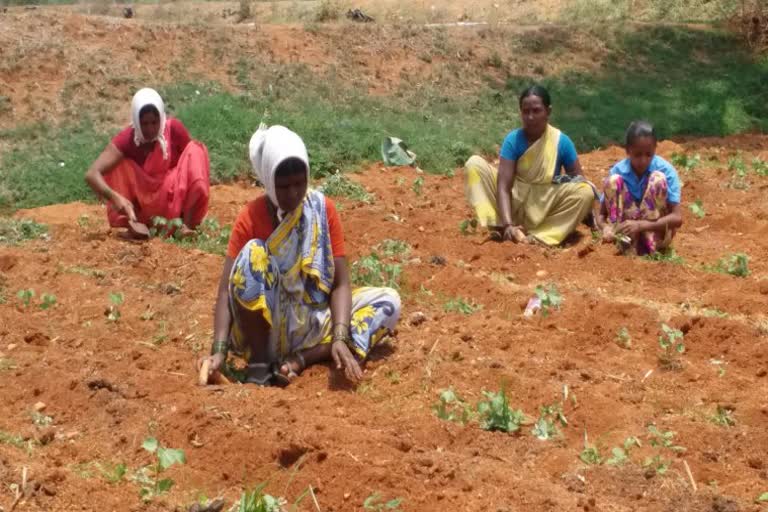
[0,218,47,245]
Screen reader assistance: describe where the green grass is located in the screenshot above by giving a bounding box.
[2,26,768,210]
[0,218,48,245]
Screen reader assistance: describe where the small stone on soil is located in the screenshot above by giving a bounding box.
[33,401,46,412]
[408,312,427,326]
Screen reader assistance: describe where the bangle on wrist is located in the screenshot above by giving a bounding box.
[211,340,229,356]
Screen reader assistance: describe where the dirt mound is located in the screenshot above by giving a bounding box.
[1,135,767,510]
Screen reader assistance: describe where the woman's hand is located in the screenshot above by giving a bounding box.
[617,220,648,237]
[502,225,526,243]
[602,224,616,243]
[331,340,363,382]
[111,193,138,223]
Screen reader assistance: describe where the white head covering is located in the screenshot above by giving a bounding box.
[248,124,310,216]
[131,88,168,160]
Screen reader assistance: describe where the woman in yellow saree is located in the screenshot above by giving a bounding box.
[464,86,595,246]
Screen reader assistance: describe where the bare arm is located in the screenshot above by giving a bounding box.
[84,144,138,222]
[330,256,352,328]
[496,157,517,227]
[564,157,584,177]
[213,257,235,345]
[84,143,123,201]
[329,256,363,381]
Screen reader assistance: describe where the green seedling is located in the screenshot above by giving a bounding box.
[351,254,402,289]
[671,153,700,173]
[616,327,631,349]
[643,454,670,475]
[605,437,641,466]
[756,492,768,503]
[237,483,285,512]
[711,405,736,427]
[133,437,186,501]
[39,293,56,310]
[107,292,124,322]
[459,218,478,235]
[727,155,750,190]
[658,324,685,370]
[412,176,424,196]
[443,296,482,315]
[534,284,562,317]
[0,218,48,245]
[643,249,685,265]
[477,388,526,433]
[16,289,34,307]
[753,157,768,177]
[579,443,602,465]
[0,358,17,371]
[532,403,567,441]
[433,388,471,425]
[719,253,749,277]
[648,425,686,453]
[363,493,403,511]
[689,199,705,219]
[374,239,412,259]
[30,411,53,427]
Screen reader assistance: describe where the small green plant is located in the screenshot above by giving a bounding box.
[532,403,567,441]
[0,218,48,246]
[107,292,124,322]
[77,214,91,230]
[670,153,700,173]
[351,254,402,289]
[237,483,285,512]
[753,157,768,177]
[16,288,34,307]
[616,327,631,348]
[643,454,670,475]
[643,248,685,265]
[443,296,482,315]
[711,405,736,427]
[39,293,56,310]
[718,253,750,277]
[433,388,471,424]
[579,442,603,465]
[319,172,373,203]
[0,430,32,452]
[658,323,685,370]
[30,411,53,427]
[648,425,686,453]
[756,492,768,503]
[149,216,184,239]
[374,239,412,259]
[476,388,526,433]
[605,437,641,466]
[727,155,750,190]
[363,493,403,511]
[689,199,705,219]
[486,51,503,68]
[133,437,186,501]
[459,218,478,235]
[411,176,424,196]
[534,284,562,317]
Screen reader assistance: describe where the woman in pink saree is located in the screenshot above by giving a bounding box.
[85,88,210,238]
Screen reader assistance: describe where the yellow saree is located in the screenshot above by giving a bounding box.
[464,125,594,245]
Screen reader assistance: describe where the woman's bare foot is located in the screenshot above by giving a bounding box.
[278,353,305,382]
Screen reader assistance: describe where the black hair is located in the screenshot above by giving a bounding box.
[625,120,657,147]
[519,85,551,108]
[275,157,308,178]
[139,104,160,119]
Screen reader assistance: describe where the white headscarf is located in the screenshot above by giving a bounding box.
[249,124,310,217]
[131,88,168,160]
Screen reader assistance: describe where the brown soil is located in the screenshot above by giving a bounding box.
[2,134,768,511]
[0,6,611,130]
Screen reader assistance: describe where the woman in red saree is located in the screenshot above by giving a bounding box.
[85,88,210,238]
